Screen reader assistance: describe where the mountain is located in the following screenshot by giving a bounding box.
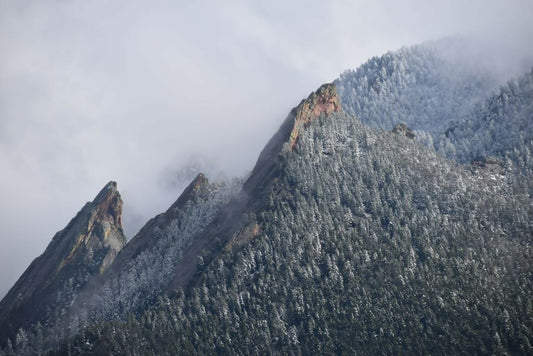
[0,182,126,347]
[1,40,531,355]
[70,173,241,321]
[52,82,530,355]
[43,84,338,327]
[335,38,533,183]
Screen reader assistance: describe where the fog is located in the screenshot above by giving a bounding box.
[1,0,532,298]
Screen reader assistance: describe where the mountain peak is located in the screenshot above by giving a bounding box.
[90,180,123,234]
[94,181,118,201]
[165,173,210,213]
[181,173,209,200]
[289,83,341,149]
[0,181,127,345]
[59,181,125,272]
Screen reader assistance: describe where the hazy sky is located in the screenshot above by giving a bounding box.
[1,0,532,298]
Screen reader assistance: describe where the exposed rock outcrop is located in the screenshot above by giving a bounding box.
[391,123,415,139]
[470,156,508,189]
[289,83,341,149]
[0,182,126,346]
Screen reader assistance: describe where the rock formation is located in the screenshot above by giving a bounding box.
[289,83,341,149]
[391,123,415,139]
[0,182,126,345]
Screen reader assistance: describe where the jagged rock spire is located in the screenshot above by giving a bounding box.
[0,181,127,346]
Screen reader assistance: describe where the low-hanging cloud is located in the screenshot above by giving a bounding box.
[1,0,532,298]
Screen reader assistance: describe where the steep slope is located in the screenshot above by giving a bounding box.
[50,84,532,355]
[166,83,340,292]
[0,84,342,353]
[0,182,126,346]
[69,173,240,321]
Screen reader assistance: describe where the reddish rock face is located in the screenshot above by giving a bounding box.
[289,83,341,149]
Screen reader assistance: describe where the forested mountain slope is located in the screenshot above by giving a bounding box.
[48,85,532,355]
[336,39,532,180]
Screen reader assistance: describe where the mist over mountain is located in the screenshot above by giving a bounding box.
[336,38,533,172]
[3,0,533,306]
[337,39,498,140]
[1,38,532,355]
[442,68,533,169]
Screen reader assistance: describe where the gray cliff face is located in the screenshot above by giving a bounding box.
[0,182,126,345]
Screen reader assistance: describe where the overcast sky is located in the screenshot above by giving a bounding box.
[1,0,532,298]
